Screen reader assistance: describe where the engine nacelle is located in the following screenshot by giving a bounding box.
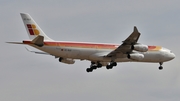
[132,43,148,52]
[59,58,75,64]
[127,53,144,61]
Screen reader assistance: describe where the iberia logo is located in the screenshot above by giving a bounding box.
[27,24,40,35]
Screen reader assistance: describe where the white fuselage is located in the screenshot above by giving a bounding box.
[27,41,175,64]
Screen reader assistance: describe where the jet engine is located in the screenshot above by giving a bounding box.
[131,43,148,52]
[59,58,75,64]
[127,53,144,61]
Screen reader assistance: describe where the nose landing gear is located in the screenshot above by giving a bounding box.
[159,62,163,70]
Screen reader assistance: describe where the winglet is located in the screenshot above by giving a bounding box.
[122,26,141,44]
[133,26,139,33]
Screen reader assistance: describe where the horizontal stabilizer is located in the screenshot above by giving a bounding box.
[6,42,24,44]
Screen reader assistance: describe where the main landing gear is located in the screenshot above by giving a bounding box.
[86,62,102,72]
[106,62,117,69]
[159,62,163,70]
[86,61,117,73]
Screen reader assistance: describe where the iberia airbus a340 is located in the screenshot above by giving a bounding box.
[7,13,175,72]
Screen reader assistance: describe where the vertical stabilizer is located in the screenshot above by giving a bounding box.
[20,13,53,41]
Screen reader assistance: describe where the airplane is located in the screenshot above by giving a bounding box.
[7,13,175,72]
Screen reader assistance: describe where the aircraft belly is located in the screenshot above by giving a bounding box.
[79,48,98,59]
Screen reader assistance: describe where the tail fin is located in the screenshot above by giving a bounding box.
[20,13,53,41]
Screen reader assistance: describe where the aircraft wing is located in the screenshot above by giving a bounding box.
[107,26,140,57]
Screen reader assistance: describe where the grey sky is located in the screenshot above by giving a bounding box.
[1,0,180,101]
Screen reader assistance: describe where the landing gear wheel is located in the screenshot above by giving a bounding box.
[159,66,163,70]
[97,64,102,68]
[92,66,97,70]
[158,62,163,70]
[86,68,93,72]
[97,62,102,68]
[110,62,117,66]
[113,62,117,66]
[106,65,113,69]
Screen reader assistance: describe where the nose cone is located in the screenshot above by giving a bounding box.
[169,53,175,60]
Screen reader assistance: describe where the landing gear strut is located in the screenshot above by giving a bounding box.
[159,62,163,70]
